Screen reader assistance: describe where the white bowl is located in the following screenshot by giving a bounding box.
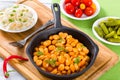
[0,4,38,33]
[60,0,100,20]
[92,16,120,45]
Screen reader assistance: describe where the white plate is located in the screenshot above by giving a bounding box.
[0,4,38,33]
[60,0,100,20]
[92,16,120,45]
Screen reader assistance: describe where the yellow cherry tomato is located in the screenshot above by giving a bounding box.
[91,3,96,13]
[80,3,86,10]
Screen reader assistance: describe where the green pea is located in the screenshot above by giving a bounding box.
[105,31,115,39]
[107,38,120,43]
[100,22,109,34]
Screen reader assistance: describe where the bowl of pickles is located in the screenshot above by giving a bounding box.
[92,16,120,45]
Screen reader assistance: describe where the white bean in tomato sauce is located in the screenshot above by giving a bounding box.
[33,32,90,75]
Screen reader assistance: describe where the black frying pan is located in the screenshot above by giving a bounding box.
[26,3,99,80]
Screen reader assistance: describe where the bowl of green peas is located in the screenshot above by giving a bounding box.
[92,16,120,45]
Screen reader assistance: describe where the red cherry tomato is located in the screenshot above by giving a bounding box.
[84,7,94,16]
[75,9,83,18]
[82,0,92,6]
[64,3,75,14]
[65,0,71,4]
[71,0,80,6]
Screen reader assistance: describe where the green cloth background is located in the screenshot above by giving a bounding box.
[52,0,120,80]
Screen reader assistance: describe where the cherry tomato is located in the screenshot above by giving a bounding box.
[80,3,86,10]
[84,7,94,16]
[65,0,71,4]
[64,3,75,14]
[75,9,83,18]
[71,0,80,6]
[91,3,96,13]
[82,0,92,6]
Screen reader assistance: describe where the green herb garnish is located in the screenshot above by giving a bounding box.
[56,46,64,52]
[2,21,6,24]
[64,49,69,53]
[20,13,23,16]
[10,14,14,16]
[74,56,80,64]
[19,18,22,21]
[9,19,14,22]
[57,38,66,44]
[57,38,63,43]
[13,6,19,8]
[13,10,16,12]
[37,51,43,56]
[23,20,27,22]
[0,13,3,15]
[46,59,56,67]
[26,9,29,12]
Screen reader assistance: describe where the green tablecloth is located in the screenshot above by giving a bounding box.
[52,0,120,80]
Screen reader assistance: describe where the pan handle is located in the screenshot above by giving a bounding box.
[51,3,62,28]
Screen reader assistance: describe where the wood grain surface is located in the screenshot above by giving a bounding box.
[0,0,119,80]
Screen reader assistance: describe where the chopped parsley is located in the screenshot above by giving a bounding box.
[0,13,3,15]
[13,6,19,8]
[20,13,23,16]
[74,56,80,64]
[46,59,56,67]
[13,10,16,12]
[37,51,43,56]
[9,19,14,22]
[10,14,14,16]
[19,18,22,21]
[2,21,6,24]
[57,38,64,43]
[23,20,27,22]
[56,46,64,52]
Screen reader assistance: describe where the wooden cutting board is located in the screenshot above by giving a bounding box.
[0,0,119,80]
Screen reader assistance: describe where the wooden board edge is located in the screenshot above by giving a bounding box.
[88,43,119,80]
[89,57,119,80]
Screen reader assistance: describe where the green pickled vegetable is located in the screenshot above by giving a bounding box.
[117,27,120,35]
[105,19,120,26]
[94,18,120,43]
[107,38,120,43]
[113,34,120,39]
[94,26,104,37]
[100,22,109,34]
[105,31,115,38]
[108,27,113,32]
[114,26,119,31]
[107,18,115,21]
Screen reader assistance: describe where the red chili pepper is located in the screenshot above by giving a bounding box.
[3,55,28,78]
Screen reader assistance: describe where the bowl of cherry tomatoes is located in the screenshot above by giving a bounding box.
[60,0,100,20]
